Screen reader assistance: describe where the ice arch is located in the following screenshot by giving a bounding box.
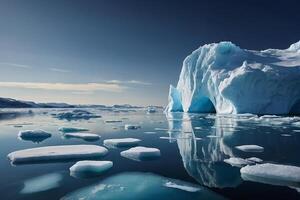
[166,41,300,115]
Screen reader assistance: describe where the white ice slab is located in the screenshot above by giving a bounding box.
[120,146,161,161]
[235,145,264,152]
[103,138,141,148]
[241,163,300,189]
[246,157,263,163]
[8,145,108,164]
[70,160,113,177]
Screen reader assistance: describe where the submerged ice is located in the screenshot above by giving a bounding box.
[166,41,300,114]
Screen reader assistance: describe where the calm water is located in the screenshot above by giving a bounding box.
[0,108,300,200]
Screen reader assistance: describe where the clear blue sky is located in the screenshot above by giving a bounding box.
[0,0,299,106]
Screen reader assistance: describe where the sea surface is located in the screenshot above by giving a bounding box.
[0,108,300,200]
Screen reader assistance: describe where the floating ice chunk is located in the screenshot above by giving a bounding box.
[120,146,161,161]
[8,145,108,164]
[281,134,292,137]
[61,172,225,200]
[124,124,141,130]
[235,145,264,152]
[147,106,156,113]
[54,109,101,121]
[154,128,168,131]
[58,127,89,133]
[64,132,100,141]
[164,181,201,192]
[224,157,253,167]
[21,173,63,194]
[293,130,300,132]
[18,130,51,143]
[207,135,221,138]
[246,157,263,163]
[240,163,300,189]
[103,138,141,148]
[70,160,113,178]
[293,122,300,127]
[194,127,202,130]
[144,131,157,134]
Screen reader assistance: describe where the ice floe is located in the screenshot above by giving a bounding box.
[70,160,113,178]
[8,145,108,164]
[61,172,225,200]
[103,138,141,148]
[18,129,51,142]
[120,146,161,161]
[53,109,101,121]
[235,145,264,152]
[144,131,157,134]
[63,132,100,141]
[241,163,300,190]
[224,157,252,167]
[246,157,263,163]
[21,173,63,194]
[58,127,89,133]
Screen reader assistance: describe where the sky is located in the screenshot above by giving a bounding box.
[0,0,299,106]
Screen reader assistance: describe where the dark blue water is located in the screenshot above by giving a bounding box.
[0,108,300,199]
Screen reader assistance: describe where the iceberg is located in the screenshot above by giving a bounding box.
[63,132,100,141]
[58,127,89,133]
[235,145,264,152]
[120,146,161,161]
[53,109,101,121]
[8,145,108,164]
[61,172,225,200]
[70,160,113,178]
[240,163,300,190]
[18,129,51,142]
[166,41,300,114]
[103,138,141,148]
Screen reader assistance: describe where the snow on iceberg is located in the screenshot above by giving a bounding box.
[120,146,161,161]
[240,163,300,190]
[166,41,300,114]
[63,132,100,141]
[103,138,141,148]
[8,145,108,164]
[18,129,51,142]
[70,160,113,178]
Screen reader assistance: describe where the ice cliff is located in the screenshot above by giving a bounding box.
[167,41,300,114]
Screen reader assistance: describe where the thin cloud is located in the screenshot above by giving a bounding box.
[0,82,126,93]
[106,80,152,85]
[49,68,71,73]
[0,62,32,69]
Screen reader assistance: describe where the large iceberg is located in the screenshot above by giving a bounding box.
[166,41,300,114]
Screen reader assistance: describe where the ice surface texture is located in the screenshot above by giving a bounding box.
[167,41,300,114]
[8,145,108,164]
[70,160,113,178]
[103,138,141,148]
[120,146,160,161]
[63,132,100,141]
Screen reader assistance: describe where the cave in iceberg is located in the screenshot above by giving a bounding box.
[166,41,300,114]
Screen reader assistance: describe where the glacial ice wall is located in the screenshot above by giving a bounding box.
[167,41,300,114]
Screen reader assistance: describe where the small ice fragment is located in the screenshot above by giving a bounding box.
[164,181,201,192]
[59,127,89,133]
[206,135,221,138]
[120,146,161,161]
[64,132,100,141]
[293,130,300,132]
[235,145,264,152]
[281,134,292,137]
[194,127,202,130]
[154,128,168,131]
[246,157,263,163]
[103,138,141,148]
[240,163,300,189]
[18,130,51,141]
[224,157,253,167]
[124,124,141,130]
[70,160,113,178]
[8,145,108,164]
